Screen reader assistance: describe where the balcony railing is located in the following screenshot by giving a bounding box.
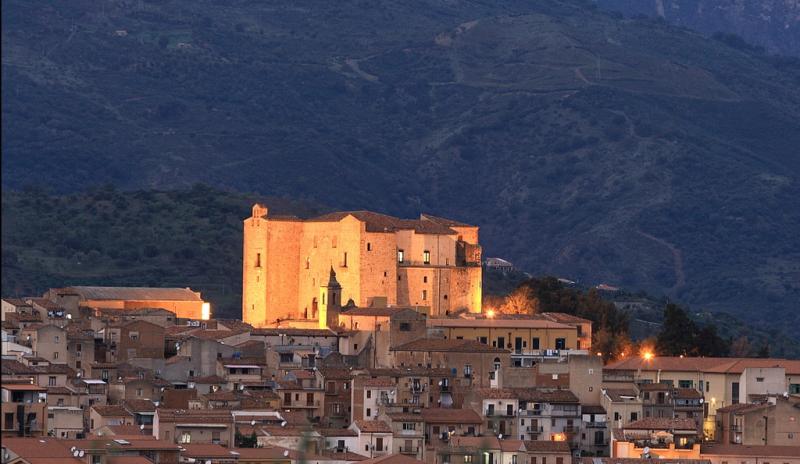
[585,422,607,429]
[519,409,542,416]
[527,426,544,433]
[399,447,419,455]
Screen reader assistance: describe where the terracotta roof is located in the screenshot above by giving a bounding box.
[525,440,572,452]
[107,458,154,464]
[354,419,392,433]
[47,386,78,395]
[363,377,395,387]
[0,437,78,459]
[181,443,239,458]
[358,455,425,464]
[638,383,672,391]
[715,403,765,413]
[700,444,800,457]
[624,418,697,431]
[123,399,156,413]
[674,388,703,399]
[392,338,508,353]
[2,298,31,306]
[317,428,359,437]
[475,388,578,403]
[421,408,482,424]
[603,388,640,402]
[310,211,459,235]
[537,312,593,324]
[156,408,233,423]
[321,367,353,380]
[605,356,800,375]
[92,405,133,417]
[57,286,202,301]
[192,329,247,341]
[92,424,149,436]
[252,327,339,337]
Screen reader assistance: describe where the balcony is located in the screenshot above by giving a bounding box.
[550,408,579,418]
[585,422,607,429]
[519,409,542,416]
[562,425,578,433]
[399,447,419,455]
[527,426,544,433]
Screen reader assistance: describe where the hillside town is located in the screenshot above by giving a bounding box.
[2,207,799,464]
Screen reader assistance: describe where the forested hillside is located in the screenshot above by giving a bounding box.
[3,0,799,338]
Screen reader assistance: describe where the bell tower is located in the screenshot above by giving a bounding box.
[319,267,342,329]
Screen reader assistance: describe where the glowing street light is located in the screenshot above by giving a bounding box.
[486,309,495,318]
[642,351,654,361]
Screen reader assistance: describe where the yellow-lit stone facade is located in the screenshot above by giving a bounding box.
[243,205,482,327]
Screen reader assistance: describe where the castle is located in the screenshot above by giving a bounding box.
[242,204,482,328]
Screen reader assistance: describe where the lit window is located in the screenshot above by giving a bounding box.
[397,249,404,263]
[423,250,430,264]
[180,431,191,443]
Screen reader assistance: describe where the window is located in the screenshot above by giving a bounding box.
[130,332,139,341]
[136,388,143,397]
[332,236,337,248]
[327,381,336,394]
[76,343,82,352]
[256,253,261,267]
[375,437,383,451]
[57,398,64,406]
[5,413,14,430]
[423,250,430,264]
[464,364,473,378]
[367,242,372,251]
[422,290,427,301]
[630,412,638,421]
[756,377,765,382]
[423,276,428,283]
[555,459,563,464]
[531,338,540,349]
[555,338,566,350]
[180,431,191,443]
[679,380,692,388]
[54,335,60,344]
[614,412,620,421]
[732,382,740,403]
[790,384,800,394]
[465,456,474,464]
[53,352,59,360]
[212,431,221,444]
[398,249,404,263]
[366,408,371,417]
[367,390,372,399]
[402,422,416,430]
[707,381,711,393]
[305,257,310,269]
[342,252,348,267]
[343,382,349,391]
[46,375,57,386]
[513,456,518,464]
[399,322,411,331]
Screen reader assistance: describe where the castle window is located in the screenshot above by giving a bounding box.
[422,290,427,301]
[306,257,310,269]
[397,249,404,263]
[423,250,430,264]
[423,276,428,283]
[322,294,326,305]
[342,252,347,267]
[367,243,372,251]
[256,253,261,268]
[332,236,338,248]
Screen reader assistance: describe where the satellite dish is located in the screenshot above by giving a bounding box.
[283,451,290,457]
[79,451,85,458]
[498,434,503,439]
[281,421,287,427]
[140,424,145,430]
[66,314,72,320]
[71,447,77,453]
[643,446,651,454]
[251,420,256,426]
[73,451,80,457]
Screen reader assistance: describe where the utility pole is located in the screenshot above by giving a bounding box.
[763,415,768,445]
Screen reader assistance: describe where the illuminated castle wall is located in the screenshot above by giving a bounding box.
[242,205,482,328]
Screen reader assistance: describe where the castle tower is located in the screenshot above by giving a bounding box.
[243,204,268,327]
[319,267,342,329]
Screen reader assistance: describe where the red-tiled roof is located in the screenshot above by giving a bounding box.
[392,338,508,353]
[605,356,800,375]
[358,455,425,464]
[421,408,482,424]
[310,211,460,235]
[156,408,233,424]
[700,444,800,457]
[354,420,392,433]
[624,418,697,431]
[92,405,133,417]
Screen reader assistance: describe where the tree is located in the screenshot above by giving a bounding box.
[757,343,770,358]
[500,286,538,314]
[729,336,752,357]
[693,325,729,357]
[656,304,696,356]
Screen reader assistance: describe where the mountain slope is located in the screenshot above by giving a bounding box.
[595,0,800,57]
[3,0,799,335]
